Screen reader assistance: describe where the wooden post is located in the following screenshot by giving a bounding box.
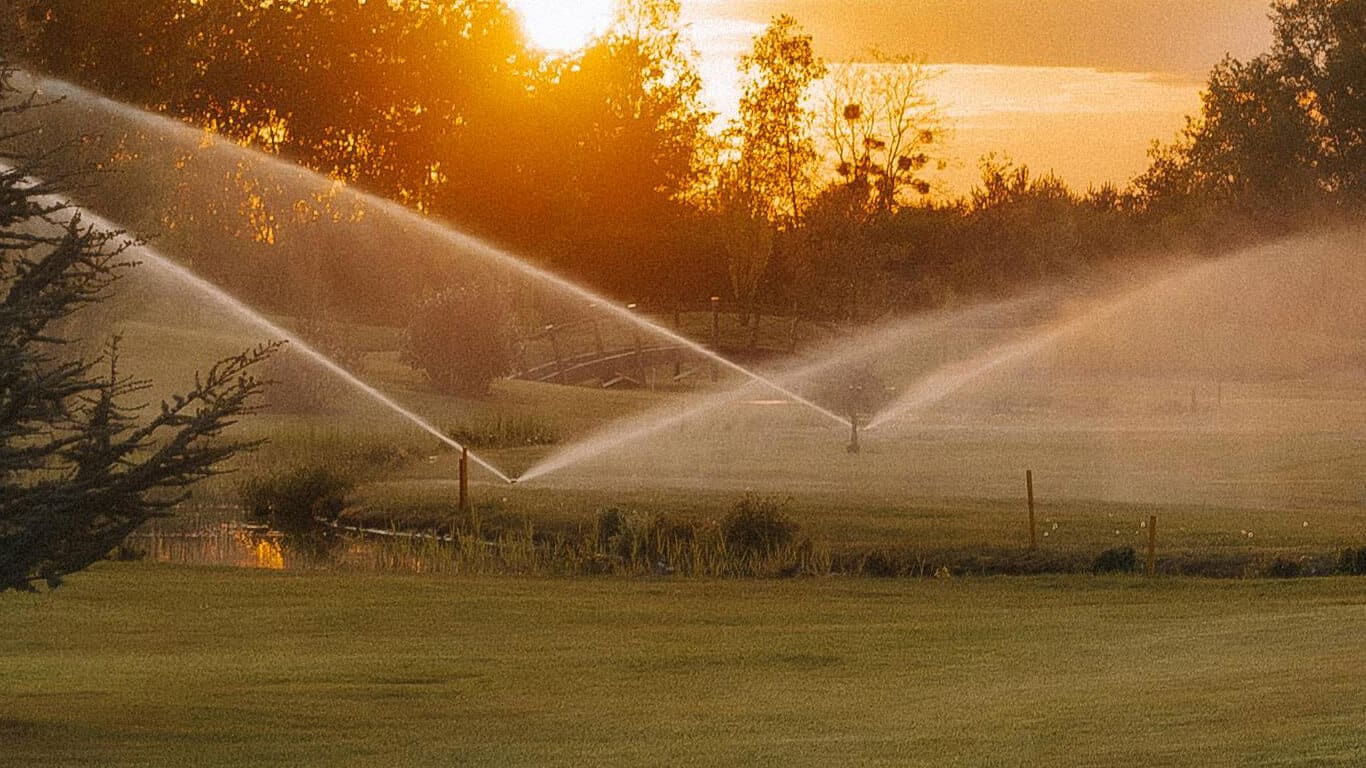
[546,325,566,384]
[710,296,720,382]
[1026,469,1037,550]
[668,307,681,378]
[591,319,605,357]
[458,447,470,518]
[633,329,648,389]
[1147,515,1157,576]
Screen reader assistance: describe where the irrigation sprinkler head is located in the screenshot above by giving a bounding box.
[507,477,519,485]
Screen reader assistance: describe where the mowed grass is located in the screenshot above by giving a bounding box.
[4,563,1365,767]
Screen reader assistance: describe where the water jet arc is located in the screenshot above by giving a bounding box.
[9,167,515,483]
[31,74,851,430]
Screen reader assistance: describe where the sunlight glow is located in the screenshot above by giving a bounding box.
[508,0,617,53]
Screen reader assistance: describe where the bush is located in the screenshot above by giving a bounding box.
[1337,547,1366,575]
[403,282,518,397]
[858,549,907,577]
[1093,546,1138,574]
[1264,557,1302,579]
[239,467,354,559]
[721,494,798,556]
[594,507,630,552]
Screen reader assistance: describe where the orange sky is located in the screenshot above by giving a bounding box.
[680,0,1275,194]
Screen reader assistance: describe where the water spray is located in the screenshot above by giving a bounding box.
[513,297,1043,484]
[6,165,516,484]
[863,259,1225,431]
[27,74,851,431]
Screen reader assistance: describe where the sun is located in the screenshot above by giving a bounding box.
[507,0,618,53]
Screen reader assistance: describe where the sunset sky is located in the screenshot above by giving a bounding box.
[672,0,1275,194]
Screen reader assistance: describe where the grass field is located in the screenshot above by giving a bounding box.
[3,563,1365,766]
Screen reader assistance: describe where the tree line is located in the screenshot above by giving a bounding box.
[3,0,1362,325]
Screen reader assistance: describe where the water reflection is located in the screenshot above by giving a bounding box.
[131,525,287,570]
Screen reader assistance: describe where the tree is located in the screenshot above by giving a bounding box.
[403,281,518,397]
[529,0,715,293]
[821,53,944,212]
[712,164,775,320]
[0,64,276,592]
[731,15,827,226]
[1134,0,1364,215]
[1270,0,1365,196]
[553,0,713,214]
[1137,55,1319,214]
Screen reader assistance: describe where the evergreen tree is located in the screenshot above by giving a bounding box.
[0,61,275,592]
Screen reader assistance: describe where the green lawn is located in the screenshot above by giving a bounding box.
[4,564,1365,766]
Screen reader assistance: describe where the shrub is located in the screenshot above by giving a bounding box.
[1337,547,1366,575]
[721,494,798,556]
[403,281,518,397]
[239,467,354,559]
[858,549,906,577]
[1093,546,1138,574]
[594,507,630,552]
[1264,557,1302,579]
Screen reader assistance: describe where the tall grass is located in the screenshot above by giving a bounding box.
[445,415,559,448]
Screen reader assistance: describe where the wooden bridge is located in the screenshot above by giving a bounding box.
[509,300,832,389]
[512,344,703,388]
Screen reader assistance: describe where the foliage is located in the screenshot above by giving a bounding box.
[1092,546,1139,574]
[1337,546,1366,575]
[729,14,827,226]
[6,0,1361,331]
[594,507,630,551]
[1135,0,1365,215]
[239,466,352,559]
[1270,0,1366,197]
[711,166,775,316]
[402,281,518,397]
[5,0,717,302]
[0,63,275,592]
[822,54,944,212]
[1263,556,1303,578]
[721,494,799,556]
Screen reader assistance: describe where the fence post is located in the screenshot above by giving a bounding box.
[710,296,720,382]
[1027,469,1037,550]
[591,319,605,357]
[546,324,566,384]
[458,447,470,519]
[1147,515,1157,576]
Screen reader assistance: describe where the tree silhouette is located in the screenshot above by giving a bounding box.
[1270,0,1365,196]
[731,15,827,226]
[822,53,944,212]
[0,64,275,592]
[402,281,517,398]
[1136,0,1364,214]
